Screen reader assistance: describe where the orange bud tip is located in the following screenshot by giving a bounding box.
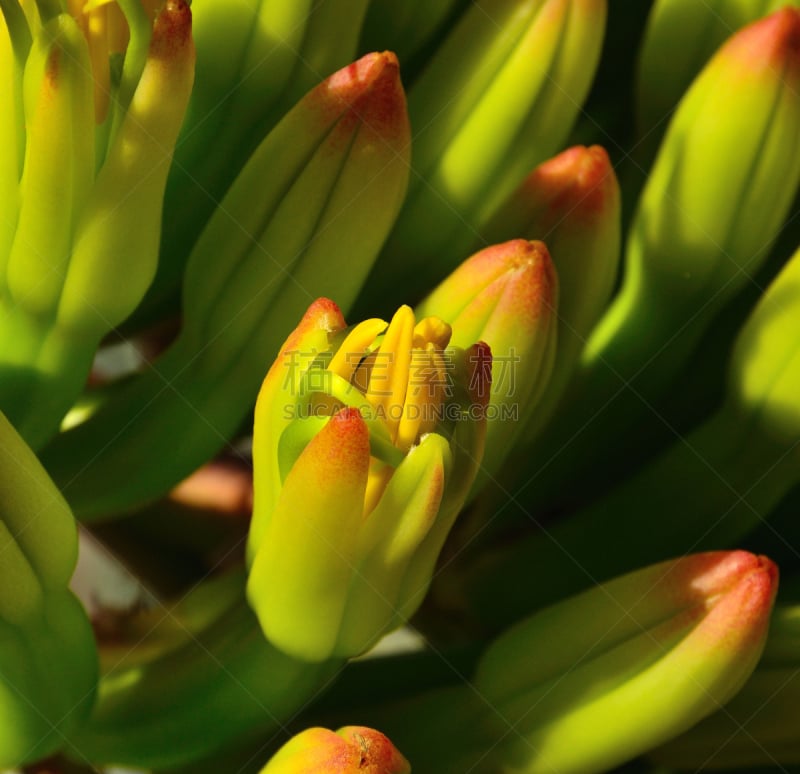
[336,726,411,774]
[317,408,371,483]
[256,298,346,404]
[333,406,365,426]
[264,726,409,773]
[513,240,558,322]
[440,239,556,311]
[723,7,800,73]
[705,553,778,643]
[666,551,777,601]
[667,551,778,652]
[317,51,408,142]
[521,145,617,224]
[475,238,550,274]
[288,298,346,346]
[150,0,193,61]
[45,45,61,88]
[465,240,557,324]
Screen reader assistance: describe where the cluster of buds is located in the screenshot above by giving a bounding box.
[0,0,194,447]
[1,1,800,772]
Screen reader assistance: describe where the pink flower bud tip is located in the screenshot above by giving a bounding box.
[336,727,411,774]
[520,145,617,225]
[724,8,800,74]
[317,52,408,143]
[667,551,778,654]
[476,240,558,326]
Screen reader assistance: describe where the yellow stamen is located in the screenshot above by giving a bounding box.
[367,305,414,442]
[396,344,430,451]
[67,0,149,124]
[396,318,453,448]
[327,318,386,383]
[413,316,451,350]
[326,311,454,515]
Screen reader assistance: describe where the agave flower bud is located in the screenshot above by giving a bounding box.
[636,0,788,159]
[0,411,97,767]
[43,51,411,519]
[261,726,410,774]
[4,0,193,334]
[0,0,195,448]
[602,7,800,379]
[57,0,195,336]
[362,0,607,306]
[246,299,489,661]
[652,602,800,768]
[417,239,558,489]
[149,0,371,326]
[463,243,800,632]
[182,51,409,348]
[6,11,95,322]
[474,551,777,774]
[481,145,621,444]
[483,146,620,348]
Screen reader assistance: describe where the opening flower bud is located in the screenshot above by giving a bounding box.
[247,299,490,661]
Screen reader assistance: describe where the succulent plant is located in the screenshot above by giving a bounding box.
[1,1,799,772]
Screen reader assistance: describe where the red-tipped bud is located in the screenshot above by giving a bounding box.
[475,551,778,773]
[418,240,557,488]
[484,145,620,346]
[247,300,487,660]
[478,147,621,450]
[260,726,410,774]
